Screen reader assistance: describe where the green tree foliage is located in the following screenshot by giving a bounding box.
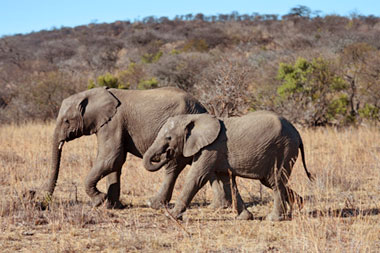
[137,77,159,90]
[359,104,380,121]
[88,63,158,91]
[276,57,349,126]
[141,51,163,63]
[117,63,145,89]
[88,72,129,89]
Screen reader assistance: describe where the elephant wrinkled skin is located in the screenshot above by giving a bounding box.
[143,111,314,221]
[43,87,231,209]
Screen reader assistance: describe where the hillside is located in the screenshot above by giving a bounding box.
[0,7,379,125]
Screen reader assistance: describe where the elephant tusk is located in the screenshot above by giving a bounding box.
[58,141,64,150]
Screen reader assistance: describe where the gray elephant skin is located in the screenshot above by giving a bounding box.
[143,111,314,221]
[43,87,231,209]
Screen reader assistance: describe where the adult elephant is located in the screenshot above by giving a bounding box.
[43,87,231,209]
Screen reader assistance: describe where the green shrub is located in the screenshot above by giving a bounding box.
[170,49,181,55]
[137,77,159,90]
[141,51,163,63]
[117,63,145,89]
[97,73,119,88]
[277,58,347,99]
[88,72,129,89]
[275,57,350,126]
[359,104,380,121]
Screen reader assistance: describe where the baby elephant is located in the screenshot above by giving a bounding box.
[143,111,313,221]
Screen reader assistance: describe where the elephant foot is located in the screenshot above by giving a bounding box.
[32,191,52,211]
[27,191,51,210]
[236,209,254,220]
[266,211,286,222]
[106,199,126,209]
[91,193,107,207]
[166,208,184,221]
[147,196,167,210]
[208,198,231,209]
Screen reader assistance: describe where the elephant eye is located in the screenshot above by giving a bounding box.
[165,136,172,141]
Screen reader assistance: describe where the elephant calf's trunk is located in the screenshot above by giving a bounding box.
[143,149,168,172]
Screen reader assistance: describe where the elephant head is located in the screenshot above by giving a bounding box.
[45,87,120,196]
[143,114,221,172]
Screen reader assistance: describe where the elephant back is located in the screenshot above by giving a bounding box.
[108,87,207,156]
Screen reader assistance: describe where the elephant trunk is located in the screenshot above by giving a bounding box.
[143,147,169,172]
[44,130,64,196]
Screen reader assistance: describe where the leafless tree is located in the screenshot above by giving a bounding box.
[194,57,251,117]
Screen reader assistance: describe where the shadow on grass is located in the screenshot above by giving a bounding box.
[188,196,271,209]
[245,196,271,207]
[308,208,380,218]
[186,216,266,222]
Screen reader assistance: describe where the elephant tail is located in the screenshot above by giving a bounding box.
[299,140,314,182]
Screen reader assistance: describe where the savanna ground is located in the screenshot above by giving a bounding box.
[0,122,379,252]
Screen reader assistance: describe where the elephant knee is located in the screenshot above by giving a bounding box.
[85,176,99,197]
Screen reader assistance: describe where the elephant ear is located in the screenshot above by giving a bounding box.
[78,88,120,134]
[183,114,221,157]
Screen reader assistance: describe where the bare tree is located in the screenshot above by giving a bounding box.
[194,57,251,117]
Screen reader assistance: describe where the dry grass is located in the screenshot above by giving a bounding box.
[0,122,379,252]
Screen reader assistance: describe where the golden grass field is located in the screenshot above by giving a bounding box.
[0,122,379,252]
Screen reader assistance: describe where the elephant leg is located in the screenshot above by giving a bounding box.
[170,163,212,219]
[268,184,288,221]
[282,159,304,212]
[209,172,232,209]
[285,187,304,213]
[274,184,304,220]
[228,173,253,220]
[260,177,287,221]
[85,149,126,207]
[84,163,110,207]
[106,169,124,209]
[148,159,187,209]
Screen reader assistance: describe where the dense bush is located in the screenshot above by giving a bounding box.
[252,56,380,126]
[0,71,82,123]
[275,57,349,126]
[193,57,251,117]
[149,52,212,90]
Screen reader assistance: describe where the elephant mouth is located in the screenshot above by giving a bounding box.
[151,145,174,162]
[144,145,173,172]
[166,148,175,159]
[151,154,162,163]
[151,149,174,164]
[66,129,83,142]
[148,148,173,167]
[67,131,77,141]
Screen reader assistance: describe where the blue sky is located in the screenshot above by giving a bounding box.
[1,0,380,37]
